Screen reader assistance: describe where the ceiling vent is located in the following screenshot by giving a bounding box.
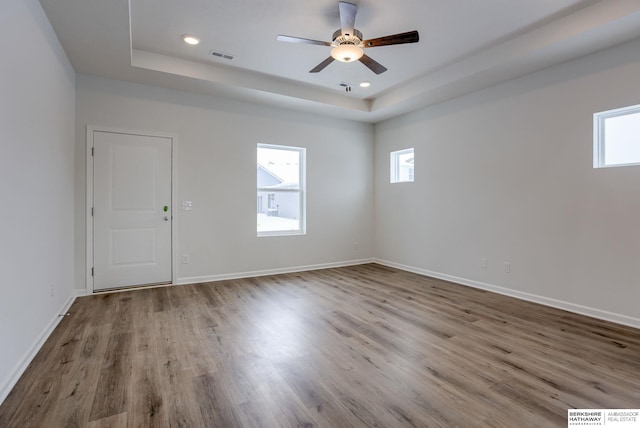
[209,50,234,60]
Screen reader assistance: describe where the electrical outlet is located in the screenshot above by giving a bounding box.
[504,262,511,273]
[182,254,190,264]
[480,258,487,269]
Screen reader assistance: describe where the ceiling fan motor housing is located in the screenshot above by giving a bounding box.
[332,29,363,46]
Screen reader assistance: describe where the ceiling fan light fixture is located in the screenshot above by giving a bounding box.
[182,34,200,45]
[331,44,364,63]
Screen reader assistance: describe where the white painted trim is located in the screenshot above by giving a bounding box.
[177,258,375,285]
[0,289,85,405]
[85,126,93,295]
[374,259,640,330]
[86,126,178,294]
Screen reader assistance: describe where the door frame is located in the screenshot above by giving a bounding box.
[86,126,178,294]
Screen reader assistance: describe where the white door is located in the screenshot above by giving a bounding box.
[92,130,172,291]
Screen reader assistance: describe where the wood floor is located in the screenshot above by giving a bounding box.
[1,264,639,427]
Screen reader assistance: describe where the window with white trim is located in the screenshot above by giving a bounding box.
[594,104,640,168]
[257,144,306,236]
[390,148,414,183]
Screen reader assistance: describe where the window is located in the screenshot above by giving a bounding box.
[594,104,640,168]
[390,148,414,183]
[257,144,306,236]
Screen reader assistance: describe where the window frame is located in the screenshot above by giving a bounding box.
[594,104,640,168]
[257,143,306,237]
[390,148,415,183]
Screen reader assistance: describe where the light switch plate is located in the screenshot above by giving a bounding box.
[182,201,193,211]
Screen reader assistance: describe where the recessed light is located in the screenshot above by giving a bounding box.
[182,34,200,45]
[360,81,371,88]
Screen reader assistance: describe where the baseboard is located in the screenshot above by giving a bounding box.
[374,259,640,330]
[177,258,375,286]
[0,288,85,405]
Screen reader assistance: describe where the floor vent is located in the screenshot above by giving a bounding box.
[209,50,234,60]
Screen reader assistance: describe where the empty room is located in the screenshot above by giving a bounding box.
[1,0,640,426]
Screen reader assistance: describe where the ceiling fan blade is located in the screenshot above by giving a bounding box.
[310,57,335,73]
[339,1,357,36]
[362,30,419,48]
[359,54,387,74]
[277,35,331,47]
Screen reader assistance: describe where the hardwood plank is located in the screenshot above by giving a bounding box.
[49,323,111,427]
[192,373,243,427]
[88,332,132,421]
[127,350,166,427]
[1,264,639,427]
[86,412,128,428]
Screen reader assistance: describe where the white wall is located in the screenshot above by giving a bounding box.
[375,38,640,326]
[0,0,76,402]
[75,75,374,286]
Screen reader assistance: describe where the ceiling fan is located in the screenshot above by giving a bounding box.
[277,1,419,75]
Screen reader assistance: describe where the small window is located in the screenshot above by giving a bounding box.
[257,144,306,236]
[390,148,414,183]
[594,104,640,168]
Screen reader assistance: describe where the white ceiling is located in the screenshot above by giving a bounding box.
[39,0,640,123]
